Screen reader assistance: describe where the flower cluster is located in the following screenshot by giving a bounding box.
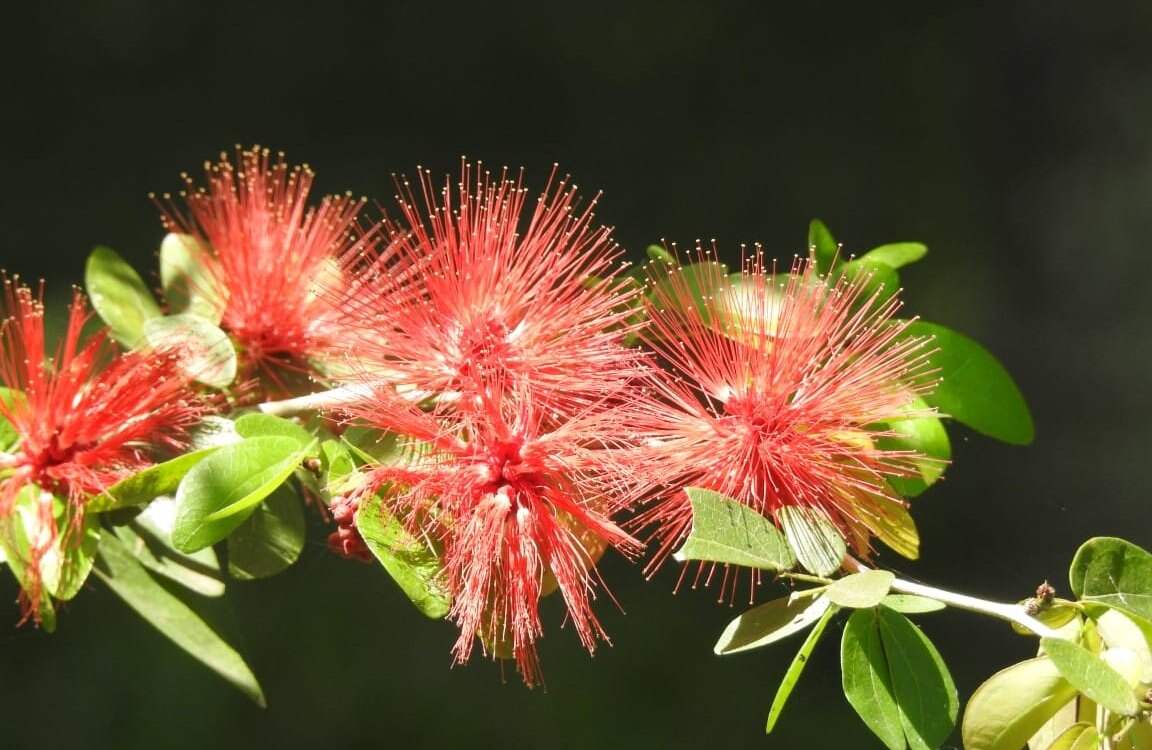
[0,278,206,618]
[329,162,651,685]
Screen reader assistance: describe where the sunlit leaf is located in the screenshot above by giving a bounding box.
[646,244,676,264]
[143,314,237,389]
[172,436,306,552]
[94,532,265,706]
[88,447,219,513]
[1069,537,1152,623]
[672,488,795,571]
[860,242,928,270]
[84,245,163,348]
[777,505,845,577]
[1041,636,1139,716]
[355,492,451,619]
[961,657,1078,750]
[898,321,1035,445]
[766,601,838,732]
[714,594,832,656]
[226,484,306,581]
[842,607,957,750]
[0,387,24,451]
[827,570,895,609]
[234,412,318,456]
[159,233,223,323]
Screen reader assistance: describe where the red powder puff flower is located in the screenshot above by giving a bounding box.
[338,379,643,688]
[156,145,379,393]
[335,161,646,419]
[634,247,939,583]
[0,278,207,617]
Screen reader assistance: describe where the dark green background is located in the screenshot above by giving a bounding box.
[4,2,1152,748]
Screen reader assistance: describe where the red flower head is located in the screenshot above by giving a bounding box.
[335,160,646,418]
[156,146,379,392]
[634,247,939,586]
[339,381,643,688]
[0,278,207,617]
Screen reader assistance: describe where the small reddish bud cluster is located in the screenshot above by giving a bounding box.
[326,495,373,563]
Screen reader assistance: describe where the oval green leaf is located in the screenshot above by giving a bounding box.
[95,532,265,706]
[355,492,451,619]
[234,412,318,455]
[1041,636,1139,716]
[877,606,958,750]
[827,570,895,609]
[777,505,845,577]
[842,609,905,750]
[172,436,305,552]
[1069,537,1152,622]
[672,488,796,571]
[88,446,219,512]
[226,484,306,581]
[144,314,237,389]
[860,242,928,270]
[898,321,1035,445]
[159,233,223,323]
[715,594,833,656]
[645,244,676,264]
[962,657,1078,750]
[85,245,163,348]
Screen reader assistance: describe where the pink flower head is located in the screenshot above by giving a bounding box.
[156,145,379,392]
[0,278,207,616]
[635,246,939,580]
[335,160,645,418]
[339,379,643,688]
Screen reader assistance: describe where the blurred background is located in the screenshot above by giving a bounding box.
[4,1,1152,747]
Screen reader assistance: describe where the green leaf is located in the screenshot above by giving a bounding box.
[43,509,100,601]
[672,488,796,571]
[234,413,318,456]
[112,498,225,597]
[715,594,833,655]
[646,244,676,264]
[88,447,219,512]
[1069,537,1152,622]
[860,242,928,270]
[355,492,451,619]
[159,233,223,323]
[143,314,237,389]
[172,436,306,552]
[880,595,946,614]
[827,570,895,609]
[842,608,958,750]
[84,245,163,348]
[226,484,306,581]
[899,321,1035,445]
[94,532,265,706]
[320,439,359,500]
[777,505,845,577]
[876,396,951,498]
[1041,636,1139,716]
[766,600,838,732]
[808,219,839,274]
[961,657,1078,750]
[842,609,905,750]
[876,606,958,750]
[1045,723,1101,750]
[341,427,412,466]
